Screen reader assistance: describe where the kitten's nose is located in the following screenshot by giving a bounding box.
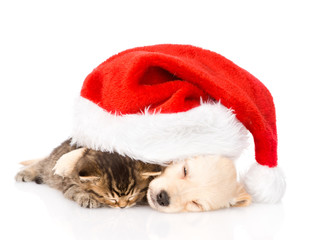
[156,190,170,207]
[119,202,127,209]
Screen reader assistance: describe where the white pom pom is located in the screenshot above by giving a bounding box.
[242,163,286,203]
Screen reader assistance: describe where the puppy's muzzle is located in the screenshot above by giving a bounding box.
[156,190,170,207]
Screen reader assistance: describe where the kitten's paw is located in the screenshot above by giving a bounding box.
[63,185,102,208]
[15,170,36,182]
[76,194,102,208]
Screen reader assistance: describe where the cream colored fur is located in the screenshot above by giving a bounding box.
[147,156,251,213]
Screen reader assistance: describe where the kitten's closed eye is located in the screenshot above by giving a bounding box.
[107,199,117,204]
[128,195,136,201]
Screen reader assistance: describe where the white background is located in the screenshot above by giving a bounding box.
[1,1,310,239]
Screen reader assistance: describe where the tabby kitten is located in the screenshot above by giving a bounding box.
[15,139,163,208]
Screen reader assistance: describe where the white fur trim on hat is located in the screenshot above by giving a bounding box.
[242,163,286,203]
[70,97,249,164]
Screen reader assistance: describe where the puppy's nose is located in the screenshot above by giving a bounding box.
[156,190,170,207]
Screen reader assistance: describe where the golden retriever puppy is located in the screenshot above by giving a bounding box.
[147,156,251,213]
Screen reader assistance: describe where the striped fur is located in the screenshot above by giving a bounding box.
[15,139,163,208]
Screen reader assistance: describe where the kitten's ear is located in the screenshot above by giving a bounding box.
[79,176,101,183]
[53,148,87,177]
[141,171,162,179]
[230,183,252,207]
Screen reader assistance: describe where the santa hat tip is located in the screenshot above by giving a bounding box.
[242,163,286,203]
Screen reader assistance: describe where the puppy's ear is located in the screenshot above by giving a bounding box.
[230,183,252,207]
[53,148,87,177]
[141,171,162,179]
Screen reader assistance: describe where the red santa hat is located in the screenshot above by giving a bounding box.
[71,44,285,203]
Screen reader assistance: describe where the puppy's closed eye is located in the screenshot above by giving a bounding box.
[182,164,188,178]
[183,166,187,177]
